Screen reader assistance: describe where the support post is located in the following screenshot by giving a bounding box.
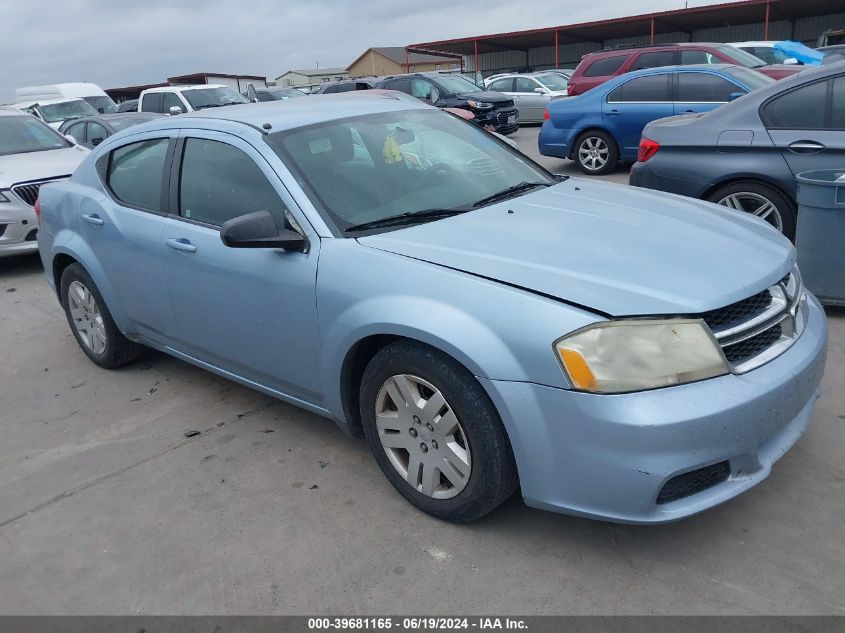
[474,39,479,80]
[764,0,770,40]
[555,29,559,67]
[650,17,655,45]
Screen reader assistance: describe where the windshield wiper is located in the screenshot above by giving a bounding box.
[344,208,469,233]
[471,181,553,208]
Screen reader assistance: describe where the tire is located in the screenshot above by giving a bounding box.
[707,180,796,241]
[359,341,518,522]
[573,130,619,175]
[60,263,142,368]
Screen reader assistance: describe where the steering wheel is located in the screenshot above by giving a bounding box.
[416,162,457,188]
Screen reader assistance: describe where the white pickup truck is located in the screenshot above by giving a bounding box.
[137,84,250,115]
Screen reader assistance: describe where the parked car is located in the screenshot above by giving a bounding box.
[0,108,88,257]
[116,99,138,113]
[818,45,845,64]
[539,65,773,174]
[484,72,569,123]
[729,41,799,65]
[443,106,521,150]
[377,72,519,134]
[59,113,164,148]
[138,84,249,115]
[567,43,800,96]
[630,62,845,240]
[311,79,380,94]
[37,94,826,523]
[14,98,99,129]
[246,84,308,101]
[16,83,117,114]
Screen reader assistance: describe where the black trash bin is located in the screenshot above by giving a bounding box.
[795,169,845,306]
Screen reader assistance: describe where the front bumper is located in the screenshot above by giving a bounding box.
[480,293,828,523]
[0,197,39,258]
[474,107,519,135]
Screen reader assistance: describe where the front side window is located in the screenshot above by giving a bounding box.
[0,116,71,156]
[106,138,170,212]
[267,109,554,234]
[832,76,845,128]
[608,74,671,102]
[181,87,249,110]
[715,45,767,68]
[677,73,742,102]
[535,74,568,91]
[431,75,482,94]
[179,138,287,228]
[162,92,184,113]
[87,121,109,144]
[583,55,629,78]
[763,80,829,129]
[631,51,678,71]
[515,77,540,93]
[65,122,87,144]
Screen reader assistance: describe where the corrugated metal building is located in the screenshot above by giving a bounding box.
[408,0,844,77]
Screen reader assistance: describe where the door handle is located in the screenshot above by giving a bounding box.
[82,213,104,226]
[166,238,197,253]
[683,109,696,113]
[607,109,621,116]
[788,141,825,153]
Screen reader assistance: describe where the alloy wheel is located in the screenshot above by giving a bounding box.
[67,280,107,355]
[717,192,784,233]
[374,374,472,499]
[578,136,609,171]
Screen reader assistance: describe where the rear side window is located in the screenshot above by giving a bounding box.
[488,78,513,92]
[385,78,411,94]
[107,139,170,212]
[763,80,829,129]
[583,55,629,77]
[178,138,288,228]
[631,51,678,71]
[608,74,671,102]
[141,93,163,113]
[677,73,741,102]
[680,50,720,65]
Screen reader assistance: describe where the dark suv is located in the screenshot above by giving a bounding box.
[377,72,519,134]
[568,43,800,95]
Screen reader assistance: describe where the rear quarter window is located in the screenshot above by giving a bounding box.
[583,55,629,78]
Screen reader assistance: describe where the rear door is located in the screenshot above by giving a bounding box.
[603,73,673,158]
[674,71,743,115]
[161,130,322,400]
[763,74,845,176]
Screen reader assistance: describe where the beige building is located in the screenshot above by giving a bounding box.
[347,47,460,78]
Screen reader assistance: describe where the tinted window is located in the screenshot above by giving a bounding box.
[608,74,671,102]
[322,84,339,94]
[141,93,163,113]
[336,83,358,93]
[715,45,767,68]
[631,51,678,71]
[680,49,719,65]
[65,122,87,143]
[386,78,411,94]
[764,80,829,128]
[107,139,169,212]
[411,79,435,100]
[677,72,741,102]
[515,77,540,93]
[832,76,845,128]
[179,138,287,228]
[583,55,629,77]
[87,121,109,144]
[162,92,184,113]
[489,78,513,92]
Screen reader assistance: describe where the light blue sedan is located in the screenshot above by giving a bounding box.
[37,93,827,523]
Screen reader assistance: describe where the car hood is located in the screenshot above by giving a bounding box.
[455,91,513,104]
[357,179,794,316]
[0,146,88,187]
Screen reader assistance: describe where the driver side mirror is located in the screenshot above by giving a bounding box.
[169,106,183,116]
[534,87,546,94]
[220,210,307,251]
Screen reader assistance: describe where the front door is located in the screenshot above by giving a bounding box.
[161,131,322,402]
[513,77,548,122]
[673,71,741,115]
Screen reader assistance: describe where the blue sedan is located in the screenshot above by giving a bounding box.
[37,93,825,523]
[539,64,773,174]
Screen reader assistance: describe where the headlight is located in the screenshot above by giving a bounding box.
[466,100,493,110]
[554,319,729,394]
[0,191,9,203]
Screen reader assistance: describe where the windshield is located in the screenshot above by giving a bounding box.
[432,75,484,94]
[267,109,555,233]
[34,100,98,123]
[109,114,161,132]
[0,115,71,156]
[535,74,568,90]
[262,89,307,101]
[724,67,775,91]
[717,45,768,68]
[83,96,118,113]
[183,87,249,110]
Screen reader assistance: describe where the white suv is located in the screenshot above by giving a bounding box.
[0,108,88,257]
[137,84,249,115]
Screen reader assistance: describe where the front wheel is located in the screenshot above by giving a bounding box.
[574,130,619,175]
[359,341,517,522]
[707,181,796,241]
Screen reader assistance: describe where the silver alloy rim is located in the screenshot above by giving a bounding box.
[375,374,471,499]
[67,280,107,355]
[717,192,784,233]
[578,136,609,171]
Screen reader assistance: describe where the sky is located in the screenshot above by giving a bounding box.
[0,0,714,103]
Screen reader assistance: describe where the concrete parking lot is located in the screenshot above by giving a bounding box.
[1,126,843,616]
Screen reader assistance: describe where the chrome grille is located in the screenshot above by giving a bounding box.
[10,177,68,208]
[496,109,518,125]
[700,267,807,374]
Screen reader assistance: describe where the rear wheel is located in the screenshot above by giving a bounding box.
[707,181,796,241]
[574,130,618,175]
[359,341,517,522]
[60,263,142,368]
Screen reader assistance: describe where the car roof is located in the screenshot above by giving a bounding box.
[139,91,430,134]
[14,98,87,107]
[144,84,229,93]
[0,106,29,117]
[729,41,777,47]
